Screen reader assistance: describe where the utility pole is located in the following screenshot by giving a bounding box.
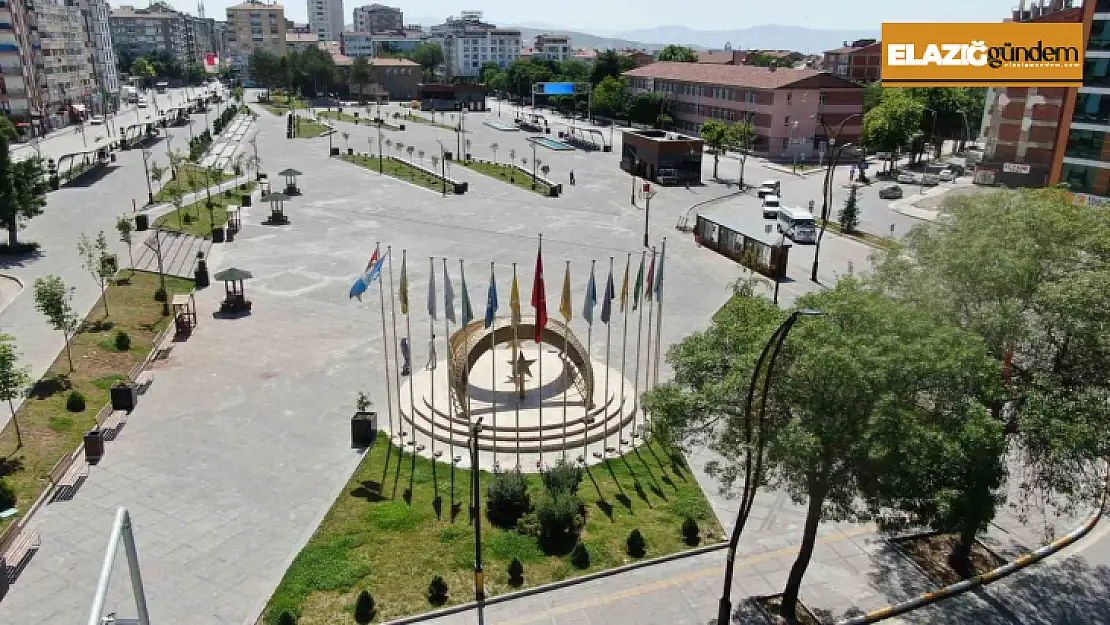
[141,149,154,205]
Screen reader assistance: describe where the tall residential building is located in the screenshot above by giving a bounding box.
[974,0,1110,201]
[78,0,118,111]
[183,14,218,64]
[352,3,401,33]
[0,0,42,123]
[820,39,881,82]
[341,28,423,57]
[36,0,98,119]
[532,34,570,62]
[429,12,520,78]
[110,5,189,67]
[622,62,863,159]
[225,1,286,72]
[307,0,343,42]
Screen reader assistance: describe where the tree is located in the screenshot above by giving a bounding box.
[149,161,165,188]
[591,50,636,85]
[838,184,860,234]
[406,145,415,162]
[0,334,30,450]
[116,215,135,270]
[699,120,732,179]
[0,122,47,249]
[349,56,372,102]
[33,276,79,372]
[656,45,698,62]
[410,42,445,76]
[643,279,1002,622]
[480,61,503,85]
[862,82,885,114]
[131,58,156,85]
[185,63,205,85]
[731,121,756,189]
[353,590,375,624]
[871,187,1110,510]
[861,89,923,173]
[591,76,626,118]
[77,231,112,317]
[490,142,499,163]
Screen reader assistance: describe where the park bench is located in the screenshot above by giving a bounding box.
[0,524,40,589]
[48,451,89,503]
[134,370,154,394]
[100,409,128,442]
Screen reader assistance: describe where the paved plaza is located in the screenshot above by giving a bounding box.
[0,91,1103,625]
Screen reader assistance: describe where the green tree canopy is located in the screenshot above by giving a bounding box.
[861,89,923,171]
[656,45,698,62]
[591,76,626,118]
[591,50,636,85]
[409,42,445,75]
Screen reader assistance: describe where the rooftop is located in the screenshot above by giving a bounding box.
[286,32,319,43]
[369,57,419,66]
[624,62,824,90]
[227,1,284,11]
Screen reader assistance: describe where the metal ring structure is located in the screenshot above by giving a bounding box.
[448,316,594,410]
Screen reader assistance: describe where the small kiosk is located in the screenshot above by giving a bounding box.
[278,168,303,196]
[260,192,290,225]
[172,293,198,337]
[214,267,253,314]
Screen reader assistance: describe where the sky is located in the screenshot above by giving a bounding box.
[154,0,1018,34]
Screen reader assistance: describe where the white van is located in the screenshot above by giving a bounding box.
[761,194,781,218]
[777,208,817,243]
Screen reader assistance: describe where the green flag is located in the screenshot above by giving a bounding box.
[632,252,645,311]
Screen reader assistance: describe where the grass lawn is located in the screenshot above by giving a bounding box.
[402,112,457,131]
[816,219,899,251]
[317,110,367,125]
[460,160,551,196]
[154,181,257,237]
[0,271,194,533]
[294,118,331,139]
[154,164,233,203]
[263,432,720,624]
[337,154,454,194]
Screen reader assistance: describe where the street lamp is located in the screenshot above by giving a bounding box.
[436,140,447,197]
[920,108,938,194]
[530,142,538,189]
[164,130,175,179]
[642,188,656,248]
[810,113,860,283]
[140,149,154,205]
[377,120,384,174]
[249,134,261,181]
[469,416,486,602]
[788,120,799,173]
[714,308,823,625]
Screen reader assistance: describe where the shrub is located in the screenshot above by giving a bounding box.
[0,478,16,510]
[276,612,297,625]
[353,589,375,624]
[535,491,584,553]
[427,575,448,605]
[507,557,524,587]
[541,458,583,496]
[627,529,646,558]
[570,543,591,569]
[154,288,167,302]
[66,390,86,413]
[114,331,131,352]
[487,469,530,527]
[515,511,541,538]
[682,518,701,546]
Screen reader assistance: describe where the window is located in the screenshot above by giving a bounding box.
[819,92,828,106]
[784,116,790,127]
[1066,129,1107,160]
[1074,92,1110,124]
[1091,20,1110,51]
[781,137,789,149]
[786,92,791,104]
[1061,162,1110,195]
[1086,58,1110,87]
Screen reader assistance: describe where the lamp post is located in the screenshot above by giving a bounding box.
[921,108,938,193]
[163,131,175,179]
[788,120,798,173]
[141,149,154,205]
[643,188,656,248]
[377,120,384,174]
[249,134,261,181]
[469,416,486,602]
[714,308,823,625]
[436,139,447,197]
[531,143,538,188]
[810,113,860,283]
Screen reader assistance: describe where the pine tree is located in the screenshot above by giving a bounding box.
[839,184,861,234]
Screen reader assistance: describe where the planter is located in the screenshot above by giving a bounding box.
[399,124,405,130]
[348,148,354,156]
[110,383,138,411]
[84,428,105,463]
[330,147,340,156]
[211,227,225,244]
[351,411,377,448]
[135,213,149,231]
[242,194,252,206]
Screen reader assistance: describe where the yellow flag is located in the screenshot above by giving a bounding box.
[559,262,572,321]
[510,269,521,326]
[619,254,630,312]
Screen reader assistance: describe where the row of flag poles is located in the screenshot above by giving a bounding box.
[349,235,667,468]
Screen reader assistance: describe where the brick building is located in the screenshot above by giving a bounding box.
[821,39,881,82]
[622,62,863,160]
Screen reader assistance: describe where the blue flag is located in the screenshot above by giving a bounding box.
[582,263,597,325]
[600,264,615,324]
[485,265,498,329]
[349,246,383,301]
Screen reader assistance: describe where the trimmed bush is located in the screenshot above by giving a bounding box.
[541,458,583,496]
[427,575,448,605]
[507,557,524,587]
[627,528,646,558]
[0,478,16,510]
[114,331,131,352]
[354,589,375,624]
[682,518,701,546]
[515,511,540,538]
[66,390,86,413]
[486,469,530,527]
[276,612,297,625]
[535,491,584,553]
[570,543,591,569]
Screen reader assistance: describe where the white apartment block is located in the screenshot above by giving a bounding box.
[226,2,286,71]
[36,0,98,116]
[429,12,519,78]
[352,3,402,33]
[532,34,570,62]
[79,0,119,108]
[307,0,343,42]
[0,0,41,121]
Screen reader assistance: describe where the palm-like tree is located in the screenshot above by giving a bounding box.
[431,154,440,171]
[394,141,404,159]
[465,138,472,158]
[349,56,372,104]
[406,145,415,162]
[490,142,499,163]
[385,138,393,156]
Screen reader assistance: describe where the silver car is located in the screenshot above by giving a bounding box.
[897,171,915,184]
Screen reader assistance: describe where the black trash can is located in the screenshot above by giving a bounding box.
[84,428,105,463]
[135,213,149,231]
[330,147,340,156]
[242,194,252,207]
[351,411,377,448]
[110,383,138,411]
[212,227,225,243]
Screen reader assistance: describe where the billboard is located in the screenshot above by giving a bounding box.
[536,82,576,95]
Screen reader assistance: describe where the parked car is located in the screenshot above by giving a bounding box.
[922,174,940,186]
[757,180,781,198]
[762,194,781,219]
[946,163,966,177]
[897,171,916,184]
[938,168,955,182]
[137,97,148,108]
[89,115,104,125]
[879,185,903,199]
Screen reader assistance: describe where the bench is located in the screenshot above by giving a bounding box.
[0,527,40,586]
[134,370,154,394]
[101,410,128,441]
[49,455,89,503]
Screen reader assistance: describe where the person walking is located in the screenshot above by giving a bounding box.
[849,166,856,182]
[400,337,411,376]
[569,170,576,186]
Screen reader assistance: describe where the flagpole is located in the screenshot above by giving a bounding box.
[537,234,544,469]
[642,247,656,443]
[489,261,498,469]
[387,246,402,443]
[583,259,595,464]
[461,260,473,444]
[632,250,646,446]
[618,252,631,455]
[512,262,521,470]
[561,260,570,460]
[374,243,395,452]
[653,238,666,388]
[442,258,453,465]
[603,256,614,457]
[404,250,414,440]
[428,256,437,457]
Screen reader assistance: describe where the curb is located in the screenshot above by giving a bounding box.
[836,477,1109,624]
[380,541,728,625]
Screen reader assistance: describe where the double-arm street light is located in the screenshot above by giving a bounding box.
[810,113,861,283]
[715,308,823,625]
[377,120,384,173]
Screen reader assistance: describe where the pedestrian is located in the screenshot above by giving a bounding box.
[569,170,575,186]
[425,333,437,371]
[400,337,411,376]
[849,166,856,182]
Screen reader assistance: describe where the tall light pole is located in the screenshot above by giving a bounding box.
[810,113,860,283]
[436,139,447,197]
[715,309,823,625]
[164,131,175,179]
[377,120,384,173]
[642,188,656,248]
[921,107,938,194]
[788,120,798,172]
[469,416,486,602]
[530,142,537,189]
[141,149,154,205]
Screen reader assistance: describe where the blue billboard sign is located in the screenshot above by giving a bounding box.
[538,82,576,95]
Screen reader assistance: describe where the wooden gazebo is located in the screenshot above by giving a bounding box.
[260,192,290,225]
[279,168,303,196]
[214,267,253,314]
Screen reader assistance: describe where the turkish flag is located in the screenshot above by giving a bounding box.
[531,243,547,343]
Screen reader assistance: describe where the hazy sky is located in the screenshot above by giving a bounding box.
[156,0,1017,33]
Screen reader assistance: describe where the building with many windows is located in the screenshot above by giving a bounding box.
[286,31,320,52]
[351,3,402,33]
[428,11,520,78]
[226,1,286,71]
[36,0,98,121]
[111,5,189,66]
[532,34,570,62]
[622,62,862,160]
[341,29,423,57]
[820,39,881,82]
[78,0,118,110]
[308,0,343,42]
[0,0,43,123]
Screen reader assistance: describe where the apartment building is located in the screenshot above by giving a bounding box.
[111,6,188,65]
[975,0,1109,201]
[36,0,98,120]
[78,0,118,108]
[0,0,42,123]
[183,15,218,64]
[821,39,881,82]
[428,11,520,78]
[351,3,402,33]
[286,31,319,53]
[341,29,423,57]
[308,0,343,42]
[226,1,286,71]
[623,62,863,160]
[532,34,570,62]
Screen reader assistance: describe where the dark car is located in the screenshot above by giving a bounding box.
[879,184,903,199]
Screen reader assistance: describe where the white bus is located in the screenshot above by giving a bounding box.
[777,208,817,244]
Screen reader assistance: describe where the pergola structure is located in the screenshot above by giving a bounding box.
[226,205,242,234]
[260,192,290,225]
[214,267,253,314]
[278,168,303,196]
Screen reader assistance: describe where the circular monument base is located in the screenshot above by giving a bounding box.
[397,343,646,471]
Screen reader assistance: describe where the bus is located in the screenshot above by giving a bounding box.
[777,208,817,244]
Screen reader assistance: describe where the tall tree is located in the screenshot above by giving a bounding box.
[0,334,30,451]
[0,125,48,248]
[838,184,860,234]
[409,42,445,77]
[656,44,699,62]
[590,49,636,85]
[33,276,79,372]
[590,76,626,118]
[731,121,756,189]
[699,120,732,179]
[131,58,156,85]
[861,89,923,173]
[76,231,112,317]
[349,56,372,103]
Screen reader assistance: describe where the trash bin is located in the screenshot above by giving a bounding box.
[212,227,225,244]
[84,428,105,463]
[135,213,149,231]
